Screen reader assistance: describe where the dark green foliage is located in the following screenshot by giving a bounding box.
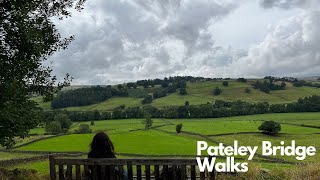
[161,81,169,88]
[51,86,129,109]
[142,114,153,130]
[51,86,112,108]
[45,121,62,134]
[252,79,286,94]
[101,112,112,120]
[0,0,84,147]
[244,88,251,93]
[126,82,137,89]
[293,80,320,88]
[179,88,188,95]
[153,89,167,99]
[93,110,101,120]
[75,124,91,134]
[237,78,247,83]
[258,121,281,135]
[54,113,72,130]
[142,95,153,104]
[222,81,229,86]
[90,121,95,126]
[185,101,190,107]
[176,123,183,133]
[213,87,222,95]
[167,85,177,93]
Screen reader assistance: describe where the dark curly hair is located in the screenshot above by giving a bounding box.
[88,131,115,158]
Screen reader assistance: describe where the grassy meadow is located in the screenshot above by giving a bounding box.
[1,112,319,174]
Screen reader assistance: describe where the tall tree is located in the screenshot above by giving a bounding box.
[0,0,85,147]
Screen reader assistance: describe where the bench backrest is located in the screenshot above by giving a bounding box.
[49,155,215,180]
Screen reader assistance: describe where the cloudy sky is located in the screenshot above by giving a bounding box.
[49,0,320,85]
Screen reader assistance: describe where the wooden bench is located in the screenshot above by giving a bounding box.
[49,155,215,180]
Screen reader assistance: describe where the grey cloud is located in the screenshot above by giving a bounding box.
[259,0,319,9]
[232,10,320,77]
[50,0,238,84]
[49,0,320,85]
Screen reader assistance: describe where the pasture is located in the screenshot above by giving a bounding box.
[2,112,320,175]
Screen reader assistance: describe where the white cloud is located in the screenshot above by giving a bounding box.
[49,0,320,85]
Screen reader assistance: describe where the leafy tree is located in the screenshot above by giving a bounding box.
[167,85,177,93]
[185,101,190,107]
[54,113,72,130]
[101,112,111,120]
[176,123,183,133]
[142,95,153,104]
[75,124,91,134]
[45,121,62,134]
[142,114,153,130]
[213,87,222,95]
[222,81,229,86]
[153,89,167,99]
[0,0,85,147]
[258,121,281,135]
[179,88,187,95]
[93,110,101,120]
[237,78,247,83]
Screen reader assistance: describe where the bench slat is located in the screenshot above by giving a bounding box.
[49,156,56,180]
[83,165,89,180]
[136,165,142,180]
[145,165,151,180]
[154,165,160,180]
[181,165,186,180]
[75,165,81,180]
[127,161,133,180]
[191,165,196,180]
[58,165,64,180]
[200,171,205,180]
[67,165,72,180]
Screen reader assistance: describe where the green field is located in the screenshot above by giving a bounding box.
[3,112,320,175]
[18,130,216,155]
[70,119,169,134]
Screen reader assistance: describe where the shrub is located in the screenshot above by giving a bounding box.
[45,121,61,134]
[54,113,72,130]
[75,124,91,134]
[222,81,229,86]
[213,87,222,95]
[141,114,153,130]
[258,121,281,135]
[176,123,183,133]
[179,88,187,95]
[142,95,153,104]
[90,121,95,126]
[245,88,251,93]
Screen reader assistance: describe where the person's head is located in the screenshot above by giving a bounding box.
[90,131,114,154]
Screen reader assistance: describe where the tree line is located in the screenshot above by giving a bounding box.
[43,95,320,122]
[51,86,128,109]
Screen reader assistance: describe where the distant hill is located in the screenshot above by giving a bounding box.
[33,77,320,112]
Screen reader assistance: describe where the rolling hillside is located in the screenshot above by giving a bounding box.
[33,79,320,111]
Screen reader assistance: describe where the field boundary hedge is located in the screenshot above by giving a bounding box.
[11,134,69,149]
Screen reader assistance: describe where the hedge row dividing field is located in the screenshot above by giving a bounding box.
[2,112,320,175]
